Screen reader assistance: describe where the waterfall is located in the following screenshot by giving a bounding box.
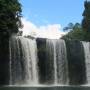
[55,40,69,84]
[46,39,69,84]
[8,36,89,86]
[9,36,90,86]
[9,36,38,85]
[82,41,90,84]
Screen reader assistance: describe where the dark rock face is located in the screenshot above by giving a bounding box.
[36,38,47,83]
[65,40,87,85]
[0,34,10,85]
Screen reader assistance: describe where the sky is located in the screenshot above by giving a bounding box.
[20,0,85,39]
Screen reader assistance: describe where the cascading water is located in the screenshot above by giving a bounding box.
[46,39,69,85]
[55,40,69,84]
[82,41,90,84]
[9,35,39,85]
[9,36,69,85]
[8,36,89,86]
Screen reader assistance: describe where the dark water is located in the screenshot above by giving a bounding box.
[0,87,90,90]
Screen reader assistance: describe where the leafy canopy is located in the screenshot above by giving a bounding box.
[62,23,85,41]
[82,1,90,32]
[62,1,90,41]
[0,0,22,36]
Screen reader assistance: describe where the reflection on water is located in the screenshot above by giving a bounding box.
[0,87,90,90]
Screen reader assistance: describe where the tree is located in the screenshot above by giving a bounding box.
[82,0,90,32]
[62,23,85,41]
[82,0,90,41]
[62,1,90,41]
[0,0,22,85]
[63,23,74,31]
[0,0,22,37]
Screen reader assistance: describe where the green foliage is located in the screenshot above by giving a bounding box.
[62,1,90,41]
[81,1,90,41]
[63,23,74,31]
[0,0,22,36]
[82,1,90,31]
[62,23,85,41]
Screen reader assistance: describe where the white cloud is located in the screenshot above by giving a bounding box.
[20,18,38,35]
[20,18,67,39]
